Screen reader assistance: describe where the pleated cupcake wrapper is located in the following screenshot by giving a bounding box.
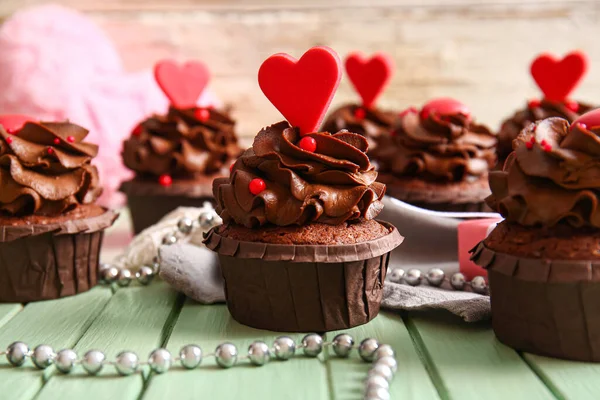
[204,221,404,332]
[120,179,215,234]
[471,242,600,362]
[0,210,117,303]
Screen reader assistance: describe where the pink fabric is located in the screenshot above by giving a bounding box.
[457,218,502,279]
[0,5,219,207]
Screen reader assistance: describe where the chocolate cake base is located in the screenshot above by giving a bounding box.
[379,174,491,212]
[0,207,118,303]
[204,220,404,332]
[471,224,600,362]
[120,177,217,234]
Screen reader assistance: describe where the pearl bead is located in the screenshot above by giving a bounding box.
[298,136,317,153]
[471,276,488,294]
[136,265,155,285]
[301,334,323,357]
[364,386,390,400]
[404,269,422,286]
[198,212,215,229]
[117,269,133,287]
[158,174,172,187]
[426,268,445,287]
[32,345,55,369]
[369,364,394,382]
[332,334,354,358]
[374,344,395,360]
[179,345,202,369]
[387,268,404,283]
[177,217,194,234]
[215,343,238,368]
[6,342,29,366]
[450,272,466,290]
[100,266,119,284]
[248,178,266,195]
[273,336,296,360]
[55,349,77,373]
[248,341,270,366]
[376,356,398,374]
[82,350,105,375]
[148,348,172,374]
[162,234,178,246]
[366,374,390,390]
[115,351,139,376]
[358,338,379,362]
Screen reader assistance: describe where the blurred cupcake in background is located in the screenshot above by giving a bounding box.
[120,60,241,234]
[372,98,497,212]
[497,50,594,167]
[322,52,397,150]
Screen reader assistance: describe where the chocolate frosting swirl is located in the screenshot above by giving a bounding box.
[123,107,240,178]
[371,110,496,182]
[213,121,386,228]
[321,104,398,147]
[0,121,102,216]
[488,117,600,228]
[498,100,594,161]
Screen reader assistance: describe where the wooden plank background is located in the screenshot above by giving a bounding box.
[1,0,599,140]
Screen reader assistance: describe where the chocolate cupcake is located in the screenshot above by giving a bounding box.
[0,117,117,303]
[471,112,600,361]
[204,46,403,332]
[119,60,241,233]
[372,98,497,212]
[322,52,396,149]
[497,50,594,167]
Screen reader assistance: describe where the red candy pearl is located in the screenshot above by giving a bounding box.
[5,136,13,145]
[67,136,75,143]
[47,147,54,155]
[6,128,17,134]
[158,174,172,187]
[566,100,579,113]
[298,136,317,153]
[525,141,534,150]
[528,99,541,109]
[53,138,60,145]
[578,122,587,130]
[229,162,235,173]
[132,124,143,137]
[249,178,266,195]
[543,144,553,152]
[354,108,366,120]
[194,108,210,122]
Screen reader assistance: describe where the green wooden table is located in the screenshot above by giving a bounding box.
[0,213,599,400]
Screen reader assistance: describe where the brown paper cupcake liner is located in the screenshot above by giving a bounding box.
[120,178,218,233]
[204,221,403,332]
[0,210,118,303]
[471,241,600,362]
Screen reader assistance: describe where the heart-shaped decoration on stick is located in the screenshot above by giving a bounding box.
[530,51,588,102]
[345,52,394,109]
[258,46,342,135]
[154,60,210,109]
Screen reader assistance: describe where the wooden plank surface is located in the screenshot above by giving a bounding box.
[34,282,182,400]
[522,354,600,400]
[144,301,329,400]
[404,311,557,400]
[0,304,22,329]
[0,287,113,400]
[328,311,440,400]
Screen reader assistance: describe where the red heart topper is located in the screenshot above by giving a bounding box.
[259,46,342,135]
[0,115,36,133]
[530,51,588,103]
[345,52,394,109]
[154,60,210,109]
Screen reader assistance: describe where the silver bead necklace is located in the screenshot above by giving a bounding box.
[386,267,489,295]
[3,334,397,400]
